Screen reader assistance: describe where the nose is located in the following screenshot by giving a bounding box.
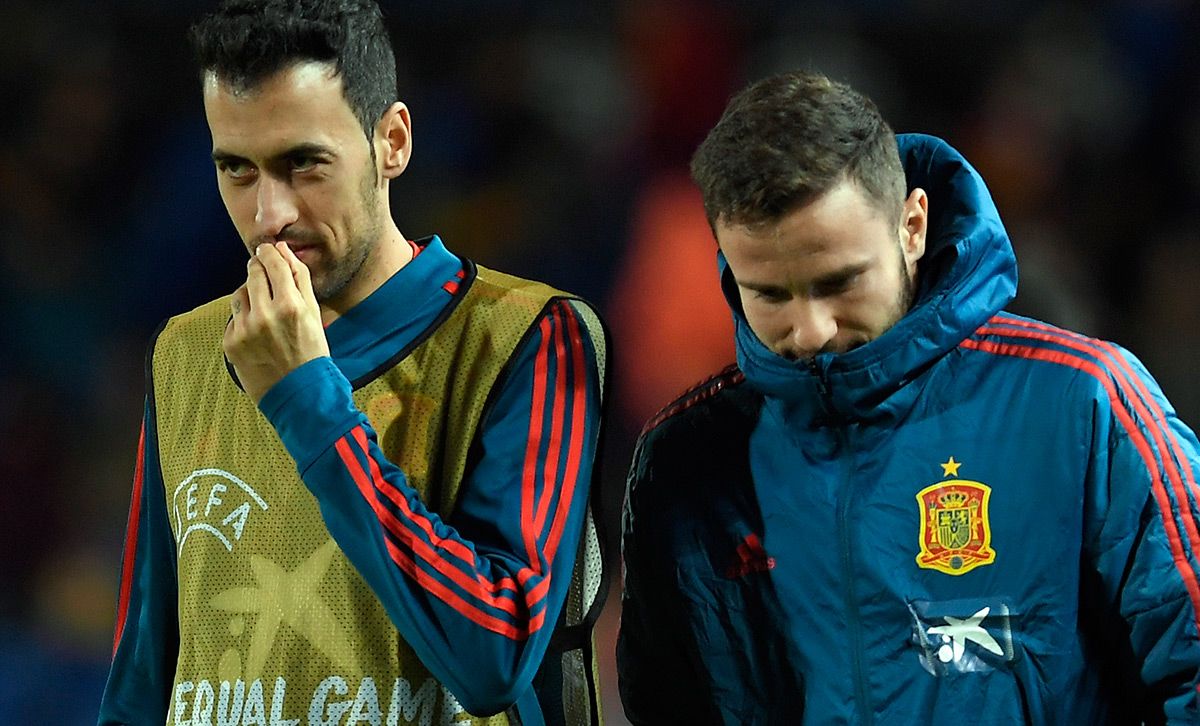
[784,299,838,359]
[254,175,299,240]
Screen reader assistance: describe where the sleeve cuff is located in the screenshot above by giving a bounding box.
[258,357,361,474]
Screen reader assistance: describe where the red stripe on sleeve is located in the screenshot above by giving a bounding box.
[351,427,524,604]
[112,423,146,659]
[961,336,1200,637]
[350,428,475,566]
[521,315,554,572]
[995,316,1200,498]
[979,320,1200,575]
[534,304,569,537]
[379,537,524,639]
[544,304,590,563]
[324,301,593,640]
[334,433,539,636]
[339,432,523,615]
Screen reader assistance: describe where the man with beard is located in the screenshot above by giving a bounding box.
[617,70,1200,724]
[98,2,607,725]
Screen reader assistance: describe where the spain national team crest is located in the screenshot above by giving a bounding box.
[915,458,996,575]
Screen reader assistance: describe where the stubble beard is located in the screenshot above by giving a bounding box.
[309,163,384,304]
[309,228,375,303]
[894,245,917,325]
[835,245,917,357]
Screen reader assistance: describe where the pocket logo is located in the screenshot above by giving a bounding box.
[909,599,1016,675]
[927,606,1003,663]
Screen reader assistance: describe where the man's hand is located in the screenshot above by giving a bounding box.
[223,241,331,403]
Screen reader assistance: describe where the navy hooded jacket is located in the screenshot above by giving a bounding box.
[618,134,1200,724]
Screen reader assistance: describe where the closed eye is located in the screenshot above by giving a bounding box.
[753,288,790,304]
[739,281,790,304]
[811,272,861,298]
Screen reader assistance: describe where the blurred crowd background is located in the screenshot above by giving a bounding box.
[2,0,1199,722]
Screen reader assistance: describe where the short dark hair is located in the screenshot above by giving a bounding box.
[189,0,398,145]
[690,71,905,231]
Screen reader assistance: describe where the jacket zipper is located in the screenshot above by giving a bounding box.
[836,424,873,725]
[814,359,873,725]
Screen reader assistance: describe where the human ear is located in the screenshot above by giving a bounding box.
[900,187,928,269]
[376,102,412,180]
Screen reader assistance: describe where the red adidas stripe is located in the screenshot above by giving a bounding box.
[521,314,554,572]
[327,300,592,640]
[112,423,146,659]
[349,429,475,567]
[979,318,1200,581]
[534,305,568,539]
[993,316,1200,496]
[354,425,522,598]
[334,435,537,633]
[340,433,529,613]
[360,429,525,600]
[380,537,530,639]
[960,335,1200,638]
[643,365,745,436]
[545,304,589,563]
[352,427,533,612]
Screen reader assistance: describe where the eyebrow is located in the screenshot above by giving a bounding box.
[211,142,338,165]
[739,262,871,294]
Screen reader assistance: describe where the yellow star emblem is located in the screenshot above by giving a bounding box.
[210,538,357,680]
[940,457,962,477]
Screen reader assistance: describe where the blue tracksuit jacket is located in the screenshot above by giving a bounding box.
[618,134,1200,724]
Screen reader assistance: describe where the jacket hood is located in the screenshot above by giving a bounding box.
[722,133,1017,422]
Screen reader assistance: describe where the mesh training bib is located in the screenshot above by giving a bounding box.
[151,265,601,726]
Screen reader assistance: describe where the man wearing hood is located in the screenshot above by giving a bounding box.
[616,71,1200,724]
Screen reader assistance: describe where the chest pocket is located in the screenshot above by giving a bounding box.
[899,597,1049,725]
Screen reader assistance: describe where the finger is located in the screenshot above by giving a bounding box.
[225,285,250,345]
[275,241,305,280]
[256,243,300,302]
[229,284,249,321]
[245,252,273,309]
[276,241,319,307]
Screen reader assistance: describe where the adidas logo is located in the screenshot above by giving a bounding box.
[725,532,775,579]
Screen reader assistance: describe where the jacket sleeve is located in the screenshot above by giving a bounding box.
[256,298,604,716]
[1083,344,1200,724]
[617,433,719,725]
[97,399,180,726]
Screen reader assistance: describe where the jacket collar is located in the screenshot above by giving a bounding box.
[726,134,1018,424]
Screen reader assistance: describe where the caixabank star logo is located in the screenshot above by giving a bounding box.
[915,457,995,575]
